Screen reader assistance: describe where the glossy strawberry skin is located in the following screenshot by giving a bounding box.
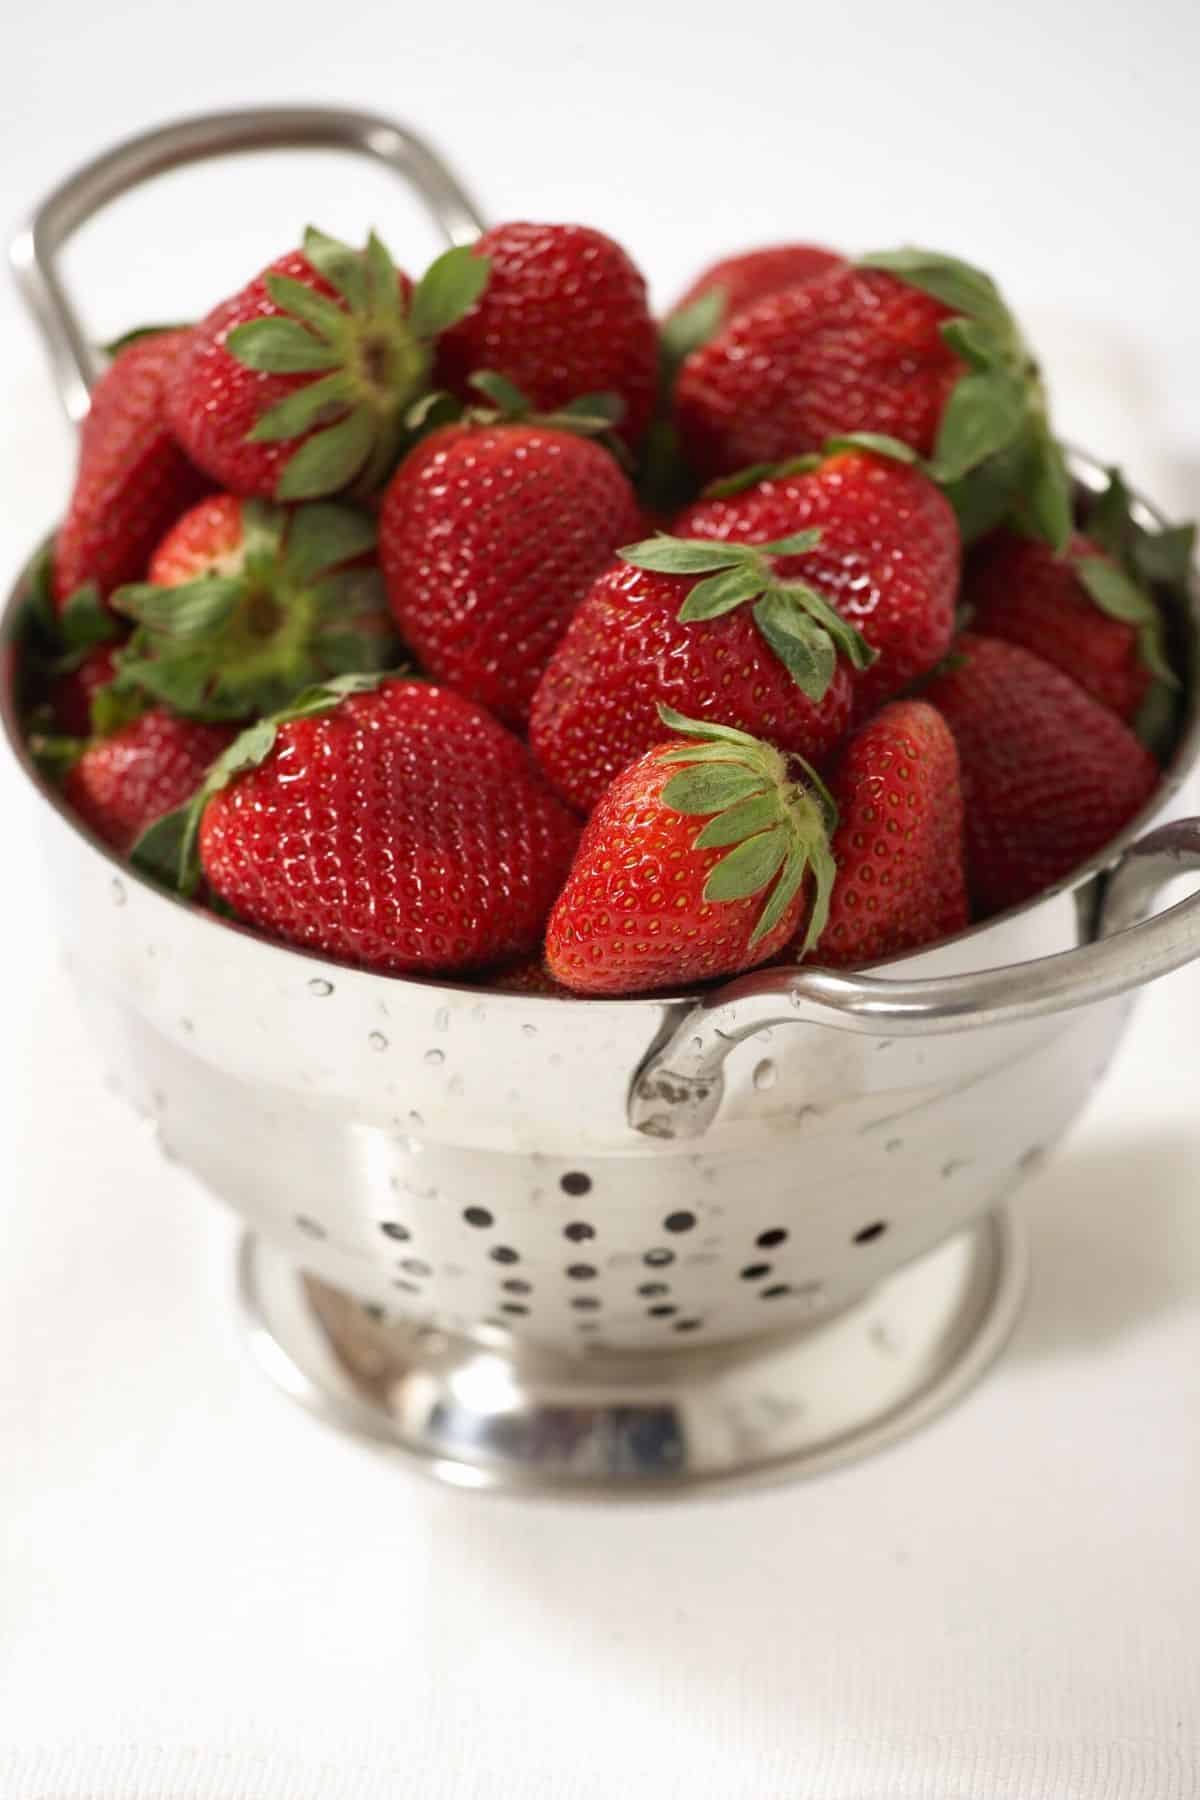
[925,634,1159,915]
[673,265,962,479]
[436,223,659,447]
[63,711,234,855]
[48,645,120,736]
[675,450,961,718]
[148,492,245,583]
[199,681,579,975]
[379,423,641,727]
[671,243,845,322]
[966,531,1150,721]
[812,700,967,966]
[545,741,807,995]
[53,331,208,609]
[166,252,410,499]
[529,560,854,815]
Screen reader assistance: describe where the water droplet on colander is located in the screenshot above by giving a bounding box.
[753,1058,777,1091]
[521,1023,537,1038]
[433,1006,450,1032]
[424,1047,445,1067]
[407,1110,425,1129]
[308,977,334,997]
[111,878,126,907]
[368,1031,388,1052]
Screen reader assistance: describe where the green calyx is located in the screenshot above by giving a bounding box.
[620,530,876,703]
[226,227,491,500]
[131,670,394,897]
[859,247,1071,551]
[404,371,629,455]
[656,706,838,952]
[701,434,919,501]
[109,499,398,724]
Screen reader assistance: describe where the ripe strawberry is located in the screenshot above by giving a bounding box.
[48,644,120,736]
[925,634,1159,915]
[966,530,1170,721]
[53,330,208,609]
[673,250,1073,551]
[530,525,873,814]
[435,223,659,446]
[670,242,845,330]
[545,710,835,995]
[808,700,967,966]
[166,230,487,502]
[675,446,960,716]
[63,711,234,855]
[109,493,396,721]
[380,418,641,726]
[170,678,579,975]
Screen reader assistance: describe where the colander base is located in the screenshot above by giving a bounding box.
[236,1208,1027,1496]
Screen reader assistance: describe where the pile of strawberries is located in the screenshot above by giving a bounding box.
[22,219,1193,996]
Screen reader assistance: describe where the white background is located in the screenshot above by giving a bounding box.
[2,2,1200,1795]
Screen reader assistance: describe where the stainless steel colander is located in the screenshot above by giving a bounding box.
[8,108,1200,1495]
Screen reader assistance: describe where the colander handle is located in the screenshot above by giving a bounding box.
[8,106,487,427]
[628,815,1200,1139]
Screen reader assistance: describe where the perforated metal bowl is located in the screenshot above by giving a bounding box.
[8,109,1200,1495]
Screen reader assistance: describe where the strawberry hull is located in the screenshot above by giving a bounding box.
[9,111,1200,1497]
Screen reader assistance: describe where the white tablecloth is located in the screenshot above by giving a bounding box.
[3,3,1199,1793]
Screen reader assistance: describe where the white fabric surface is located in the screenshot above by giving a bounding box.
[2,2,1200,1794]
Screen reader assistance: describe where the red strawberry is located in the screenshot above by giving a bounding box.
[966,530,1166,721]
[190,678,579,975]
[670,242,845,328]
[48,644,120,736]
[380,420,641,726]
[53,330,208,609]
[925,634,1159,915]
[167,230,487,502]
[545,711,835,995]
[675,447,960,716]
[63,710,234,855]
[808,700,967,966]
[109,492,396,721]
[530,525,871,814]
[674,265,960,478]
[672,250,1072,552]
[435,223,659,446]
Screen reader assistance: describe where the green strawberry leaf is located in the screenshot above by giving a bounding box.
[262,273,347,337]
[940,440,1031,544]
[821,432,919,464]
[284,502,376,584]
[752,591,836,701]
[1076,556,1179,688]
[303,227,370,312]
[661,763,770,814]
[677,562,769,622]
[409,245,491,339]
[858,248,1014,339]
[364,231,403,320]
[467,369,531,416]
[1134,678,1180,757]
[60,582,119,652]
[757,528,823,558]
[248,371,354,444]
[276,406,376,501]
[557,391,626,426]
[655,706,765,749]
[937,316,1012,373]
[705,827,789,902]
[692,788,778,847]
[406,389,462,432]
[104,322,191,357]
[1024,426,1073,554]
[226,317,343,374]
[90,679,148,738]
[1136,522,1196,590]
[928,368,1027,484]
[795,835,838,955]
[660,291,726,372]
[621,537,753,575]
[701,456,821,499]
[112,576,243,639]
[778,581,877,671]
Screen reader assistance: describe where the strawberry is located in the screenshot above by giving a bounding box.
[63,711,234,855]
[490,957,570,995]
[674,446,960,717]
[545,710,836,995]
[529,524,873,814]
[136,677,579,976]
[435,223,659,447]
[669,242,845,333]
[924,634,1159,915]
[966,529,1173,722]
[674,250,1073,551]
[53,330,208,609]
[379,413,641,727]
[48,644,121,737]
[808,700,967,966]
[166,230,488,502]
[107,493,396,721]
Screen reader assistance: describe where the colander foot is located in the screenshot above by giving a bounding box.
[236,1208,1027,1496]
